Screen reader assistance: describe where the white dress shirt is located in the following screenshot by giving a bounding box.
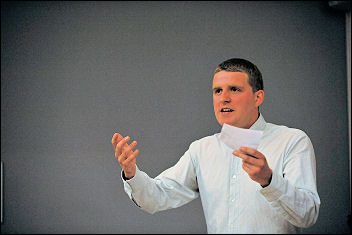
[122,114,320,233]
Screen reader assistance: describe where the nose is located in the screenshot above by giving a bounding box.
[220,91,231,103]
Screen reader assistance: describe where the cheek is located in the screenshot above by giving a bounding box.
[213,98,221,116]
[213,96,219,107]
[234,94,253,106]
[231,96,244,105]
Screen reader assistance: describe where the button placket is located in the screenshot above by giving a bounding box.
[228,153,240,232]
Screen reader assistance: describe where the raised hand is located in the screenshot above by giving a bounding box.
[112,133,140,179]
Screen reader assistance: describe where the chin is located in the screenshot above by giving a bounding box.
[216,115,236,127]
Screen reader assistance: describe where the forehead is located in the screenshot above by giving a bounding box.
[212,71,249,87]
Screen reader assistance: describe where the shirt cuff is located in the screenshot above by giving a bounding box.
[259,171,285,202]
[121,166,148,207]
[121,165,149,192]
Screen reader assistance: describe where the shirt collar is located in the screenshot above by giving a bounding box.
[249,113,266,131]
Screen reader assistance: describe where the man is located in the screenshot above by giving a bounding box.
[111,58,320,233]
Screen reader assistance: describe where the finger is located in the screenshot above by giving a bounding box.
[242,162,251,173]
[115,136,130,157]
[119,140,137,161]
[239,147,263,159]
[116,133,124,142]
[126,140,138,156]
[242,160,259,174]
[115,133,124,150]
[122,149,139,165]
[112,133,124,149]
[112,133,119,148]
[233,150,257,165]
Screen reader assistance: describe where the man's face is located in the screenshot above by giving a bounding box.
[212,71,264,129]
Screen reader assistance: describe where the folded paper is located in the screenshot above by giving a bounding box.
[219,123,263,150]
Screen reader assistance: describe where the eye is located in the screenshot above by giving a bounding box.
[231,87,240,92]
[214,88,222,94]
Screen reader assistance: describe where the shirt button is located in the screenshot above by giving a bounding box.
[231,199,235,203]
[232,175,237,179]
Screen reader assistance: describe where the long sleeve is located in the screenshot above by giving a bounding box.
[122,148,199,214]
[260,131,321,228]
[118,114,321,233]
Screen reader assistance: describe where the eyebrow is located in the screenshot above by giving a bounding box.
[212,85,244,90]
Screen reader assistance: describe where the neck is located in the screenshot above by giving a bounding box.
[246,112,260,129]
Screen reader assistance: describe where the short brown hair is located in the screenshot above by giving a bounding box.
[215,58,263,92]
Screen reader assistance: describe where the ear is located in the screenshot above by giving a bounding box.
[254,90,264,107]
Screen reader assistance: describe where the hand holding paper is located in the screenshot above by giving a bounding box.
[220,124,272,187]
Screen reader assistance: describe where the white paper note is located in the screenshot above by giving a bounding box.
[219,123,263,150]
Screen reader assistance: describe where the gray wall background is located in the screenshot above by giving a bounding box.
[1,1,350,234]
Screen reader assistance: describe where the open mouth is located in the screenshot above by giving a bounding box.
[221,108,234,112]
